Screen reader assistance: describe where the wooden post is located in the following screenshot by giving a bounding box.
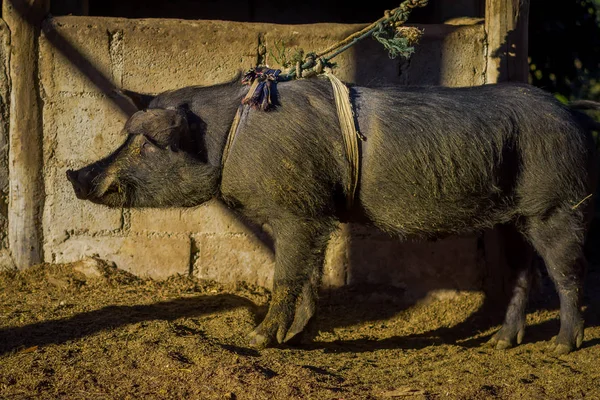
[2,0,48,268]
[483,0,530,305]
[485,0,530,83]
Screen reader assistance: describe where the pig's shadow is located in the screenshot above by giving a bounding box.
[303,270,600,353]
[1,265,599,356]
[0,294,257,356]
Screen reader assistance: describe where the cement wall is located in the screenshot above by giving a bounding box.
[39,16,487,296]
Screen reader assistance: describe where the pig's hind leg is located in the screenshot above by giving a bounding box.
[248,217,335,348]
[487,225,535,350]
[525,207,587,355]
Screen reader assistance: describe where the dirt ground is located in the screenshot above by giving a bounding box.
[1,257,599,400]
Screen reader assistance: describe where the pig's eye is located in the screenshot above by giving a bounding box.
[140,137,158,155]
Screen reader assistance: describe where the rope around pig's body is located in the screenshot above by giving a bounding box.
[221,0,429,208]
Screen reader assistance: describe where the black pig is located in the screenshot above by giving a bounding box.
[67,77,598,354]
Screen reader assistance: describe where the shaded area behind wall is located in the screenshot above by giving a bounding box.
[51,0,484,24]
[527,0,600,267]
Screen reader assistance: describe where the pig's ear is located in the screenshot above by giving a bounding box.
[125,107,188,150]
[115,89,156,111]
[166,106,190,150]
[165,105,204,156]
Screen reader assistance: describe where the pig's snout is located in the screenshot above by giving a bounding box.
[67,168,94,200]
[67,164,123,206]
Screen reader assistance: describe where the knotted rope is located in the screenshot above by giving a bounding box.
[278,0,428,80]
[221,0,428,207]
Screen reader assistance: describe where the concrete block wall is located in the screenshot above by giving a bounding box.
[40,16,487,295]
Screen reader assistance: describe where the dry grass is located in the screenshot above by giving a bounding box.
[1,259,599,399]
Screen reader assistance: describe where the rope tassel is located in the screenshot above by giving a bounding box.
[241,67,280,111]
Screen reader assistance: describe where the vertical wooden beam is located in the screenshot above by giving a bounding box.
[483,0,530,305]
[2,0,47,268]
[485,0,530,83]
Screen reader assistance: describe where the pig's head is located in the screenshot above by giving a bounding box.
[66,107,220,208]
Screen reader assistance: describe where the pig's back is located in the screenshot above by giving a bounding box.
[354,83,594,238]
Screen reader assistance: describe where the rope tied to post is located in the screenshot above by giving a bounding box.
[277,0,428,81]
[222,0,428,207]
[235,0,428,107]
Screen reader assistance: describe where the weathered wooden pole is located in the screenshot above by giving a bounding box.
[485,0,530,83]
[2,0,48,269]
[483,0,530,303]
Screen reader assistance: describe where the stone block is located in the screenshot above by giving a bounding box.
[43,96,128,165]
[49,235,191,278]
[398,23,486,87]
[193,234,275,288]
[438,23,486,86]
[130,200,251,235]
[43,167,123,245]
[40,18,114,96]
[0,248,15,271]
[122,19,260,93]
[262,23,361,84]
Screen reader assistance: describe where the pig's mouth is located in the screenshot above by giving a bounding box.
[94,183,128,207]
[67,169,128,207]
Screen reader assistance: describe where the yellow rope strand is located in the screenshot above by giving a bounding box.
[325,69,360,208]
[222,79,259,169]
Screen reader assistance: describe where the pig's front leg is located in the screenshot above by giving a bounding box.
[248,218,334,348]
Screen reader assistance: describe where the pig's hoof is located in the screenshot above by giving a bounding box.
[247,320,285,349]
[550,342,573,355]
[486,335,513,350]
[547,333,583,355]
[284,317,317,346]
[488,337,513,350]
[247,304,297,348]
[247,330,271,349]
[487,325,524,350]
[547,337,574,355]
[547,326,584,355]
[283,310,315,345]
